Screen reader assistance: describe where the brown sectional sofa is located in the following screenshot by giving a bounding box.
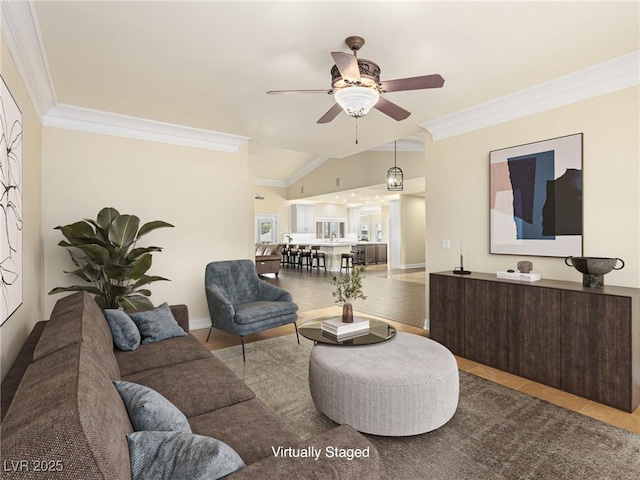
[255,243,284,276]
[1,292,379,479]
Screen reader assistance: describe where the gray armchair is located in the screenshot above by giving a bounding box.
[204,259,299,361]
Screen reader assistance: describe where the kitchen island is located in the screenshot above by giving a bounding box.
[306,242,354,272]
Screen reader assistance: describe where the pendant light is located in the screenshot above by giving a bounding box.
[387,141,403,191]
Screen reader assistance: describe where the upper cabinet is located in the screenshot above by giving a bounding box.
[292,204,315,233]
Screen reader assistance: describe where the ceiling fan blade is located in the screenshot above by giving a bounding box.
[267,89,330,95]
[374,97,411,121]
[380,74,445,93]
[331,52,361,83]
[317,103,344,124]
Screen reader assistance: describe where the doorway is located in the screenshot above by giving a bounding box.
[255,215,278,243]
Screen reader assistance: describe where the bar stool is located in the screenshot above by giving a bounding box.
[311,246,326,271]
[288,245,299,268]
[281,245,290,266]
[340,252,354,272]
[297,245,312,270]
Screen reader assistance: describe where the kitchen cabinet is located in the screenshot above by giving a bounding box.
[353,244,387,265]
[429,271,640,412]
[292,204,315,233]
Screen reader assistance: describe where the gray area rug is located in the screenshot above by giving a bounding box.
[213,335,640,480]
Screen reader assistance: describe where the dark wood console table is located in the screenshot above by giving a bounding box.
[429,271,640,412]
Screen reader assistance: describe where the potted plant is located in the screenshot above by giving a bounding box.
[49,207,174,311]
[330,266,367,323]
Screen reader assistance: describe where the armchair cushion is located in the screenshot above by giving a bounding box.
[234,301,298,325]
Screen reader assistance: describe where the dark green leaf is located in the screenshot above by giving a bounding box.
[129,254,152,279]
[132,289,152,297]
[97,207,120,230]
[108,215,140,248]
[138,221,174,238]
[127,246,163,262]
[120,295,154,312]
[55,221,97,245]
[132,275,170,289]
[84,219,110,243]
[76,244,110,264]
[103,283,130,297]
[103,261,130,281]
[49,285,103,296]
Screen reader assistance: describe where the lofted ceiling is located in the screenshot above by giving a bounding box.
[14,1,640,184]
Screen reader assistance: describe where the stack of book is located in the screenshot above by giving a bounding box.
[321,317,370,341]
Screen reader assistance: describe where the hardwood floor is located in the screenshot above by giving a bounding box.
[264,264,426,327]
[192,264,640,433]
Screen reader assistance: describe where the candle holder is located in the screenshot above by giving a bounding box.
[453,251,471,275]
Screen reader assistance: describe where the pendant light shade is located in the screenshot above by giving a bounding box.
[387,141,403,191]
[334,86,380,118]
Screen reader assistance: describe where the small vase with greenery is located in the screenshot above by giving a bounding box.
[49,207,174,312]
[331,266,367,323]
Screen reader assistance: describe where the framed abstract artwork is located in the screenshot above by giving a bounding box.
[1,76,23,325]
[490,133,583,257]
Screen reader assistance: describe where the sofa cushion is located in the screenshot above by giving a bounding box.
[123,356,255,418]
[33,291,121,380]
[1,343,134,480]
[105,309,141,351]
[127,431,245,480]
[189,398,302,466]
[115,334,212,377]
[114,381,191,433]
[128,302,187,344]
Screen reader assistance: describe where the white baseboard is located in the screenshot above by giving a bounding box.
[190,317,212,331]
[396,263,426,270]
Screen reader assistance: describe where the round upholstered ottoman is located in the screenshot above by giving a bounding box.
[308,332,459,436]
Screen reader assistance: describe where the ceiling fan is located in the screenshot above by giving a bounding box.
[267,35,444,124]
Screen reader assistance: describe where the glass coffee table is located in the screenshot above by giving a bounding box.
[298,316,396,346]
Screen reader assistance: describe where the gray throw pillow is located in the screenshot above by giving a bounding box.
[104,309,141,351]
[114,381,191,433]
[127,431,245,480]
[128,302,187,344]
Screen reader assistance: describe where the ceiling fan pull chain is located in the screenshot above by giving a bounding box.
[355,117,359,144]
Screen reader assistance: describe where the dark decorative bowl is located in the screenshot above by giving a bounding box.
[565,256,624,288]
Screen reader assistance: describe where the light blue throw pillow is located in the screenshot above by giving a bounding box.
[104,309,141,351]
[127,431,245,480]
[128,302,187,344]
[114,381,191,433]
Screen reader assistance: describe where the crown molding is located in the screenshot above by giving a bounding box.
[421,50,640,141]
[44,104,249,153]
[287,155,330,186]
[369,139,425,152]
[1,0,57,118]
[255,178,288,188]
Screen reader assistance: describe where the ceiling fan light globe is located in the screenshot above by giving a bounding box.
[334,86,379,118]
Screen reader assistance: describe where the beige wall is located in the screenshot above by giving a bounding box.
[1,36,44,381]
[425,86,640,321]
[400,194,426,267]
[288,150,425,200]
[41,127,252,325]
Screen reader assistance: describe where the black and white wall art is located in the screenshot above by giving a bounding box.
[1,76,23,325]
